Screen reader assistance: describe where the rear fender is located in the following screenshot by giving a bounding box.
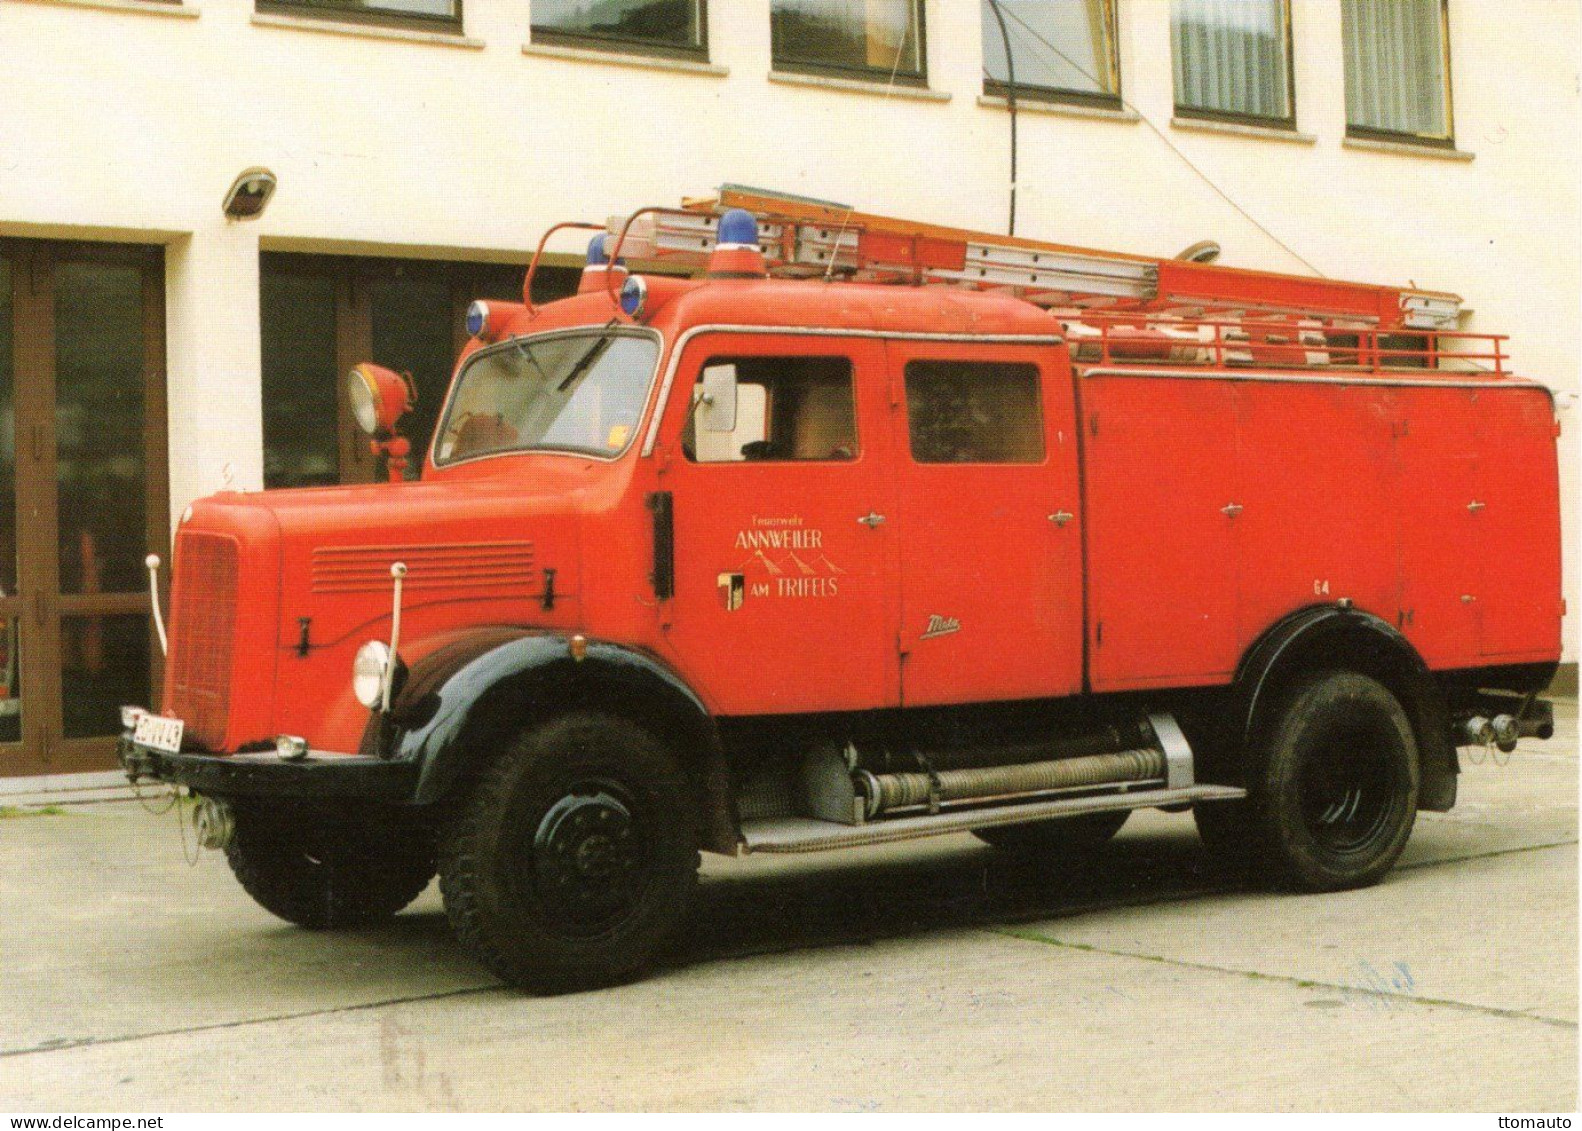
[1235,606,1456,811]
[387,632,737,851]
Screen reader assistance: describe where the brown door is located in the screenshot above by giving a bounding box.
[0,240,168,777]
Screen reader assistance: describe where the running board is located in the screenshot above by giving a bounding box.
[738,784,1247,855]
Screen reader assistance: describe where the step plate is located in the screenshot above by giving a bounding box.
[739,784,1247,855]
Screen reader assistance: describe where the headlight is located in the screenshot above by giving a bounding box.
[354,641,393,709]
[347,368,380,435]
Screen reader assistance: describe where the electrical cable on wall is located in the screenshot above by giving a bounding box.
[984,2,1326,277]
[984,0,1019,236]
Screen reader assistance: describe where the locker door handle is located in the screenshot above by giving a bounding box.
[1467,500,1485,513]
[1221,503,1243,518]
[1049,510,1074,527]
[857,512,885,528]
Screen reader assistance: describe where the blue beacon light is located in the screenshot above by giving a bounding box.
[585,234,610,267]
[465,300,489,339]
[716,208,759,248]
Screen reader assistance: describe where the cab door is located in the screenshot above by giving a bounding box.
[658,332,899,716]
[886,341,1083,707]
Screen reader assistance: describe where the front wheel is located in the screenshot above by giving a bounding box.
[438,713,699,994]
[224,803,436,929]
[1248,670,1419,892]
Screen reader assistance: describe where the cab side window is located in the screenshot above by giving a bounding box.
[685,356,859,463]
[904,361,1045,463]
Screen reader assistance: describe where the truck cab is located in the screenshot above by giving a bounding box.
[121,194,1562,994]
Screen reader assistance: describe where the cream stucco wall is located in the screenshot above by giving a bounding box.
[1,0,1577,657]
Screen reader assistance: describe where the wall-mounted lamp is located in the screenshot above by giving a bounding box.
[223,167,277,220]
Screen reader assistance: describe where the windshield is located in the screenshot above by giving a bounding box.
[434,330,661,464]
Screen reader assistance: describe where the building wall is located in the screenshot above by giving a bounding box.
[1,0,1576,657]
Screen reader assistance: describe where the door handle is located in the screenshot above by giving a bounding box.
[1049,510,1074,527]
[1467,500,1485,513]
[857,512,885,528]
[1221,503,1243,518]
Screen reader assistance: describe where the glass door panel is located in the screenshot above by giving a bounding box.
[61,613,151,740]
[55,262,148,597]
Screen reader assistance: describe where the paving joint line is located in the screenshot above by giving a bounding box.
[984,927,1577,1030]
[0,983,503,1061]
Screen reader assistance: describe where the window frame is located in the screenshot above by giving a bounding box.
[902,359,1048,466]
[1341,0,1456,149]
[770,0,929,88]
[530,0,710,62]
[1170,0,1298,131]
[981,0,1123,111]
[254,0,464,35]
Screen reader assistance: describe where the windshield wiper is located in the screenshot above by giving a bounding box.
[556,323,619,393]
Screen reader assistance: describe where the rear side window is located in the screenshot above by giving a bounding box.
[904,361,1045,463]
[685,356,859,463]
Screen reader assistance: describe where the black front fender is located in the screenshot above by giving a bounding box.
[386,631,736,849]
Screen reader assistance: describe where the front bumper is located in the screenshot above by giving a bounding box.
[119,733,418,801]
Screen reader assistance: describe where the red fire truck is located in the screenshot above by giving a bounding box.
[120,186,1562,993]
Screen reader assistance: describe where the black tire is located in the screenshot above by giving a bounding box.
[1245,670,1419,892]
[973,810,1129,854]
[224,803,436,929]
[1193,799,1255,871]
[437,712,700,994]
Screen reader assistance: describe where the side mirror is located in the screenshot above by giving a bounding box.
[696,364,738,433]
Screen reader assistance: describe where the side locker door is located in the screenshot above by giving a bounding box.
[886,340,1083,707]
[658,332,900,716]
[1083,375,1240,692]
[1393,387,1481,670]
[1473,387,1563,660]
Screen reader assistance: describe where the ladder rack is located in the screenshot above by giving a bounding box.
[607,184,1463,334]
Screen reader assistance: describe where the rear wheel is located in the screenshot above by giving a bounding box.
[973,810,1129,854]
[1238,670,1419,891]
[438,713,699,994]
[224,803,436,929]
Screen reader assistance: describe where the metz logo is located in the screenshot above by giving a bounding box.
[921,615,961,640]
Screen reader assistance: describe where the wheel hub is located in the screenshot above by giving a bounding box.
[532,789,645,935]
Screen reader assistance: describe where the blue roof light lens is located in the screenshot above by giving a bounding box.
[716,208,759,248]
[586,234,610,266]
[619,275,648,319]
[465,300,489,338]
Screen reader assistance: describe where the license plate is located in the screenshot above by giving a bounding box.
[133,713,185,754]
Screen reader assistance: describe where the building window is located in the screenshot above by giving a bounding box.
[531,0,707,58]
[256,0,462,32]
[1171,0,1294,126]
[771,0,925,85]
[981,0,1120,107]
[1342,0,1453,145]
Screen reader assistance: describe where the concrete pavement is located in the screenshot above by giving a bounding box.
[1,703,1574,1111]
